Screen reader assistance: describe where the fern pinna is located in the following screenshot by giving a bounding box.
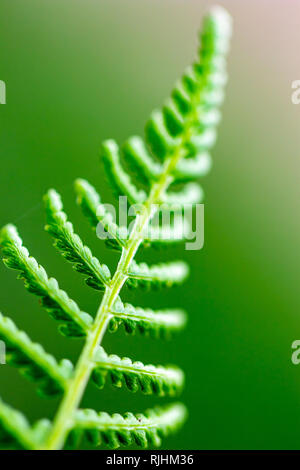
[0,7,231,450]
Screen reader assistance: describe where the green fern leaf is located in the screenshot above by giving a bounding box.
[0,6,232,450]
[171,82,191,115]
[173,151,212,182]
[75,178,128,251]
[69,403,187,449]
[108,298,187,339]
[163,98,185,137]
[95,200,128,249]
[0,398,50,449]
[91,346,184,396]
[145,110,179,161]
[188,129,216,154]
[101,139,147,204]
[44,189,111,290]
[0,224,93,337]
[0,399,35,449]
[122,136,162,184]
[0,312,73,396]
[127,260,189,289]
[74,178,100,229]
[144,215,191,246]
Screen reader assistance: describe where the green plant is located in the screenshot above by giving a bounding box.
[0,6,231,450]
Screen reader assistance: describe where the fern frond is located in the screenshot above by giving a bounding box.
[69,403,187,449]
[0,312,73,396]
[122,136,162,184]
[108,299,187,339]
[0,398,50,449]
[91,347,184,397]
[0,225,93,337]
[0,6,232,451]
[44,189,111,291]
[127,260,189,289]
[101,140,147,204]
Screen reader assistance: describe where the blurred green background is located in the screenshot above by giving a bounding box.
[1,0,300,450]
